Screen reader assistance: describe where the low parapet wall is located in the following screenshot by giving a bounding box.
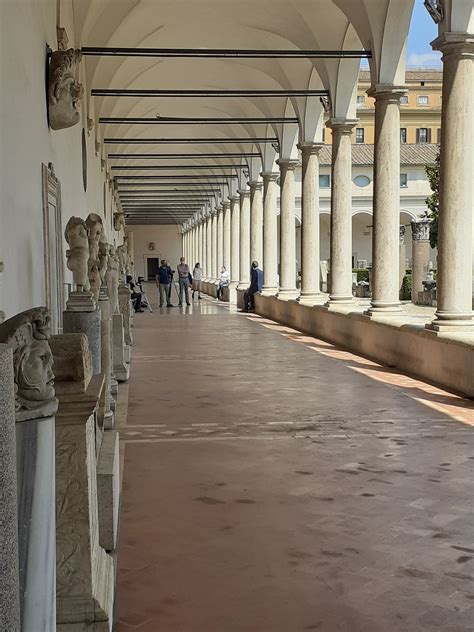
[254,294,474,398]
[201,281,230,302]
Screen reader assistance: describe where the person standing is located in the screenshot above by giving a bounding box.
[177,256,191,306]
[192,262,203,300]
[164,260,175,305]
[242,261,263,312]
[156,259,173,307]
[216,265,230,301]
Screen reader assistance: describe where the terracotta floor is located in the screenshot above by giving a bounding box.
[115,294,474,632]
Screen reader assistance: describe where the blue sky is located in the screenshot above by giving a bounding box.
[406,0,442,67]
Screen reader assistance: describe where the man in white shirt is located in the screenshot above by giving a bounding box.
[177,257,191,306]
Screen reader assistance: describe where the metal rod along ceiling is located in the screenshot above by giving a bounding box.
[114,175,237,179]
[105,138,278,144]
[100,116,298,124]
[112,165,245,170]
[109,153,260,158]
[92,89,328,97]
[82,47,371,59]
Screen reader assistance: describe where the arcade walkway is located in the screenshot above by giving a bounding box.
[116,297,474,632]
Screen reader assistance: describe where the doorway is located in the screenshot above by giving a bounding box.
[146,257,160,280]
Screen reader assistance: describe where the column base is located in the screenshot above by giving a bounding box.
[365,300,402,317]
[298,292,326,306]
[261,285,278,297]
[325,294,353,309]
[426,311,474,332]
[277,288,299,301]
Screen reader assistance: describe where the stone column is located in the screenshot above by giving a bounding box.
[51,334,115,630]
[411,218,431,304]
[261,172,279,295]
[201,217,207,276]
[249,181,264,265]
[198,219,203,266]
[206,214,212,280]
[277,159,300,299]
[399,226,407,298]
[298,142,325,304]
[0,344,20,632]
[429,34,474,330]
[326,119,357,306]
[237,189,251,290]
[211,209,218,279]
[230,195,240,288]
[0,308,59,632]
[367,86,405,315]
[223,200,231,275]
[99,289,114,429]
[217,205,224,272]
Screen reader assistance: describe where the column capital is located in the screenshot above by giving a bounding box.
[228,194,240,203]
[431,32,474,59]
[238,189,251,198]
[248,180,263,191]
[297,141,325,155]
[367,85,408,101]
[210,208,217,217]
[326,118,358,134]
[276,158,300,171]
[260,171,279,181]
[222,200,230,209]
[411,218,431,242]
[215,204,223,214]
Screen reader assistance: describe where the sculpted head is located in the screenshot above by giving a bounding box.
[65,217,89,290]
[48,49,83,131]
[0,307,58,419]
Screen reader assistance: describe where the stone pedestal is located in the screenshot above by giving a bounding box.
[16,415,56,632]
[66,291,96,312]
[0,344,20,632]
[411,218,431,304]
[63,308,101,375]
[98,290,114,429]
[97,430,120,552]
[113,313,130,382]
[51,334,115,631]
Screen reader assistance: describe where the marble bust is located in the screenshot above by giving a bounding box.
[98,236,109,284]
[0,307,58,420]
[48,49,83,130]
[114,212,125,232]
[65,217,90,291]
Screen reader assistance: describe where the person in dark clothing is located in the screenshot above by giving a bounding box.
[242,261,263,312]
[156,260,174,307]
[164,260,175,305]
[126,275,144,312]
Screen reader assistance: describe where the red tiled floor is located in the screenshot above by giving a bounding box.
[115,297,474,632]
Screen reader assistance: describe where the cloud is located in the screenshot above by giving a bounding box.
[407,51,442,67]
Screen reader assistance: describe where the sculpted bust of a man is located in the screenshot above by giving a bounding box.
[106,245,120,314]
[48,49,83,131]
[0,307,58,420]
[65,217,90,291]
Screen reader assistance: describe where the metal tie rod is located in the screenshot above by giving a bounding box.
[82,47,371,59]
[104,138,277,144]
[109,153,260,158]
[114,174,237,179]
[100,116,298,124]
[92,89,328,97]
[111,165,246,170]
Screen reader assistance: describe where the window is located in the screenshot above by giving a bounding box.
[400,128,407,144]
[400,173,408,188]
[355,128,365,144]
[400,95,409,105]
[418,95,429,106]
[353,175,371,187]
[417,128,431,144]
[319,174,330,188]
[356,95,365,107]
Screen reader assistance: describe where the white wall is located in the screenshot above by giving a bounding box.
[127,225,183,280]
[0,0,120,319]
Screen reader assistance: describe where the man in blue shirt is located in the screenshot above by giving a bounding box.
[242,261,263,312]
[156,259,174,307]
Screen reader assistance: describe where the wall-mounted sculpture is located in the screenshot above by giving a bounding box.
[48,49,83,131]
[0,307,58,421]
[113,211,125,232]
[64,217,90,292]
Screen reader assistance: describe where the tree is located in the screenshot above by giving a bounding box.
[425,150,440,249]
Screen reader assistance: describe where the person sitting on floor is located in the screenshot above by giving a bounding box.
[216,265,230,301]
[126,275,144,312]
[242,261,263,312]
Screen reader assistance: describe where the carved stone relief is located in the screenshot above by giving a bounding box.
[64,217,90,291]
[0,307,58,421]
[85,214,104,304]
[48,49,83,131]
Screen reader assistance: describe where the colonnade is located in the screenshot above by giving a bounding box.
[182,38,473,332]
